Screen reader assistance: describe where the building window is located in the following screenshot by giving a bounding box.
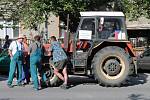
[13,27,19,37]
[0,20,19,39]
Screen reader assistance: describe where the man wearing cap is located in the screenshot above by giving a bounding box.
[28,35,47,91]
[7,34,24,88]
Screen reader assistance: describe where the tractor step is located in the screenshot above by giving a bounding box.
[73,66,86,74]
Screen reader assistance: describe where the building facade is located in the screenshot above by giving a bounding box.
[19,14,60,40]
[0,14,60,40]
[0,20,19,39]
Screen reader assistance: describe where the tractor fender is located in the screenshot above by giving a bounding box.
[89,41,135,58]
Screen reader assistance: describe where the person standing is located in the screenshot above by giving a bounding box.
[3,35,11,49]
[0,38,2,52]
[28,35,47,90]
[22,35,31,84]
[49,36,69,89]
[7,35,24,88]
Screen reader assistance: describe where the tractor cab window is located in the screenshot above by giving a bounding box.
[76,18,95,52]
[98,17,125,39]
[80,18,95,35]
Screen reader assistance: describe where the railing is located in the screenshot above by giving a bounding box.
[130,38,147,56]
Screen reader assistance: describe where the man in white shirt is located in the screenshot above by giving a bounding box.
[7,35,24,88]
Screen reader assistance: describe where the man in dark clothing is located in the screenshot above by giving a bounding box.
[3,35,11,49]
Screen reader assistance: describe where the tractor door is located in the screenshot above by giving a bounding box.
[73,17,96,74]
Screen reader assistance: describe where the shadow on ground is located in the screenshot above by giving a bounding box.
[0,98,11,100]
[128,94,150,100]
[125,73,148,87]
[68,75,98,88]
[67,73,148,88]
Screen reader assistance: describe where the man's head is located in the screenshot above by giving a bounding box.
[50,36,57,42]
[23,35,27,43]
[34,35,41,41]
[5,35,9,40]
[17,34,24,43]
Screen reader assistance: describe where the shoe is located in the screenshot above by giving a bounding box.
[34,88,39,91]
[60,84,69,90]
[33,87,40,91]
[17,83,25,87]
[28,81,33,85]
[26,81,33,85]
[7,84,13,88]
[22,81,26,85]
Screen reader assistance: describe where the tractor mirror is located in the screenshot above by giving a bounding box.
[100,17,104,25]
[98,17,104,31]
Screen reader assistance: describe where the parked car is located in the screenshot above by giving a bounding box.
[137,48,150,70]
[0,49,10,73]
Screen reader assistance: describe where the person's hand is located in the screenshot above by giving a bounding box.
[24,61,26,64]
[48,53,51,56]
[9,54,13,58]
[10,56,13,60]
[47,51,52,56]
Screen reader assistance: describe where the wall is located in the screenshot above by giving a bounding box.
[19,14,60,40]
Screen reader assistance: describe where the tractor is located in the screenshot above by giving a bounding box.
[44,11,136,87]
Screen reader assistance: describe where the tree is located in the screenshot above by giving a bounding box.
[0,0,111,31]
[114,0,150,20]
[0,0,150,31]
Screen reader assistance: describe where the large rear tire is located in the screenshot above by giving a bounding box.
[92,46,131,86]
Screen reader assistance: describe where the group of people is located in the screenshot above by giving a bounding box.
[6,35,69,91]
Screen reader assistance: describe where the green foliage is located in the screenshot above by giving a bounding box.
[0,24,3,29]
[0,0,150,30]
[119,0,150,20]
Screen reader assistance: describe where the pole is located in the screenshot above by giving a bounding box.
[64,14,70,51]
[45,13,48,42]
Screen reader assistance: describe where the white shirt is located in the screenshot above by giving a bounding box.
[9,41,24,56]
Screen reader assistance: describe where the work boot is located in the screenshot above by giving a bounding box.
[33,86,41,91]
[7,84,13,88]
[60,84,69,90]
[17,83,25,87]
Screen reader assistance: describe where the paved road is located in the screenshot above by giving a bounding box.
[0,73,150,100]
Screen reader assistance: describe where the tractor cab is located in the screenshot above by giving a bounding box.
[76,11,127,41]
[71,11,129,74]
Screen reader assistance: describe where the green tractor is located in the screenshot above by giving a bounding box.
[44,11,136,87]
